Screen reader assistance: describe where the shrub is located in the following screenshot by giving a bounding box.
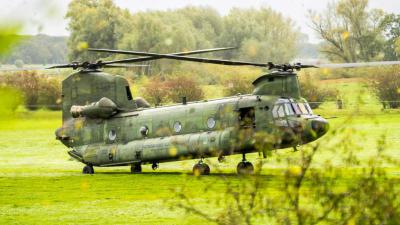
[14,59,24,68]
[223,76,253,96]
[299,72,337,109]
[141,75,204,105]
[164,75,204,103]
[0,71,62,110]
[368,66,400,109]
[38,77,62,110]
[141,76,169,106]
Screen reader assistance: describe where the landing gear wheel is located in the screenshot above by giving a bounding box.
[237,161,254,175]
[82,165,94,174]
[192,162,210,176]
[151,162,159,170]
[131,163,142,174]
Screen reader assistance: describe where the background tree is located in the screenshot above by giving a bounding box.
[66,0,123,61]
[381,13,400,60]
[309,0,385,62]
[218,7,300,63]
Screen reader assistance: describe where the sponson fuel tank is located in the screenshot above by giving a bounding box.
[70,97,118,119]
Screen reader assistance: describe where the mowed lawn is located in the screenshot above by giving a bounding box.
[1,79,400,224]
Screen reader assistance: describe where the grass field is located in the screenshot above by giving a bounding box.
[0,79,399,224]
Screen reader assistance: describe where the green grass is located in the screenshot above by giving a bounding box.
[1,79,400,224]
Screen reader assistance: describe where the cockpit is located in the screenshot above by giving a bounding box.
[268,98,329,146]
[272,98,313,119]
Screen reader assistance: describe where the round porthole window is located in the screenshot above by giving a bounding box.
[140,126,149,137]
[108,129,117,141]
[173,121,182,133]
[207,117,216,129]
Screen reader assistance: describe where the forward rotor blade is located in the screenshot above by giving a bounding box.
[0,66,49,71]
[89,47,236,56]
[315,61,400,69]
[90,48,268,67]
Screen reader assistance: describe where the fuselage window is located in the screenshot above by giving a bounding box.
[108,129,117,141]
[173,121,182,133]
[207,117,216,129]
[284,104,295,116]
[277,105,285,118]
[140,126,149,137]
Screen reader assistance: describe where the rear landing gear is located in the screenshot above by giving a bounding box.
[82,165,94,174]
[237,153,254,175]
[131,163,142,173]
[152,162,159,170]
[193,160,210,176]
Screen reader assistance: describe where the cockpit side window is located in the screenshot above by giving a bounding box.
[277,105,285,118]
[292,103,302,114]
[284,103,295,116]
[125,86,133,101]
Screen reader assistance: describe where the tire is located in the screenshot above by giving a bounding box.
[82,165,94,174]
[237,161,254,175]
[131,163,142,173]
[193,163,210,176]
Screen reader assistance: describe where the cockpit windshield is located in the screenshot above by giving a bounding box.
[272,99,313,118]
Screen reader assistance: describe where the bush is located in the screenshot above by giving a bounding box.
[141,76,169,106]
[0,71,61,110]
[141,75,204,105]
[299,72,337,109]
[223,76,253,96]
[369,66,400,109]
[14,59,24,68]
[164,76,204,103]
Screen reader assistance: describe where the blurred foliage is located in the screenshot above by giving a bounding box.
[299,72,338,108]
[0,86,24,117]
[172,112,400,225]
[0,24,22,56]
[368,66,400,109]
[0,71,61,110]
[309,0,387,62]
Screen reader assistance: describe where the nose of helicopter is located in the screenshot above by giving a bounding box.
[306,117,329,141]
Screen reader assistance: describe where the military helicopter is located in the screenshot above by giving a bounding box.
[47,47,400,175]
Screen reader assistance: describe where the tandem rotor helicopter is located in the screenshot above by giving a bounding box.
[26,47,400,175]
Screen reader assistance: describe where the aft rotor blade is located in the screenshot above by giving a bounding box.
[90,48,269,67]
[315,61,400,68]
[103,64,149,68]
[90,47,240,65]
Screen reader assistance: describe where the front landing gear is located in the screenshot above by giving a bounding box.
[82,165,94,174]
[237,153,254,175]
[131,163,142,173]
[193,160,210,176]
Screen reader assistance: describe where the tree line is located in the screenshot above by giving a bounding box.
[0,34,67,65]
[66,0,301,66]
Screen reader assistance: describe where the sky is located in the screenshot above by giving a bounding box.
[1,0,400,43]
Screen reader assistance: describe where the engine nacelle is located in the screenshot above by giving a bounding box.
[70,97,118,119]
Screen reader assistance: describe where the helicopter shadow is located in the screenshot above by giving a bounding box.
[94,171,278,179]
